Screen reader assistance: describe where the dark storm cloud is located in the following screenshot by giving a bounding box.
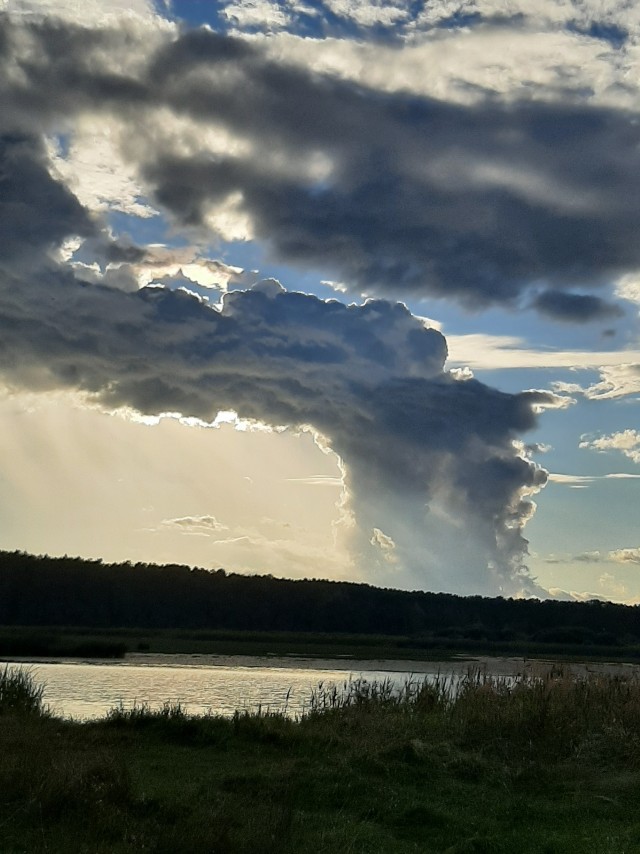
[102,242,147,264]
[141,31,640,310]
[0,15,573,593]
[0,134,95,268]
[532,290,624,322]
[0,18,150,131]
[0,133,147,290]
[1,17,639,312]
[143,110,639,310]
[0,123,551,592]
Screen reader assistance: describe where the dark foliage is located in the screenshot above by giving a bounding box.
[1,550,639,650]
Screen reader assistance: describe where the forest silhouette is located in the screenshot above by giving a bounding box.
[1,551,638,656]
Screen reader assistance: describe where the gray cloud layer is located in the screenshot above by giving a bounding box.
[0,125,552,593]
[0,17,638,318]
[532,290,624,322]
[17,14,635,593]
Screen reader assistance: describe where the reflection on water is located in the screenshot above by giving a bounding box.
[4,653,639,721]
[3,654,437,720]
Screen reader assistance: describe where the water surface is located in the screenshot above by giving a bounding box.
[4,653,638,720]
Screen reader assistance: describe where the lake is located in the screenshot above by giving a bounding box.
[3,653,638,720]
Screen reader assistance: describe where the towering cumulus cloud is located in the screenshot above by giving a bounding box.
[0,15,569,594]
[0,129,551,594]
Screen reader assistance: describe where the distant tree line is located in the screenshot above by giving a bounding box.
[0,550,639,645]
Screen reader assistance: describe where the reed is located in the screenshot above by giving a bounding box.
[106,699,187,724]
[303,666,640,766]
[5,667,640,852]
[0,664,47,716]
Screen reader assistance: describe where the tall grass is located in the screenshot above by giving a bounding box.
[105,699,187,724]
[446,666,640,759]
[0,665,47,716]
[308,672,455,714]
[5,668,640,852]
[304,666,640,765]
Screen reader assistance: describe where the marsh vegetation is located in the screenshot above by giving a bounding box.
[3,665,640,852]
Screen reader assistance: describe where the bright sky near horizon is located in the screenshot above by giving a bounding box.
[1,0,640,602]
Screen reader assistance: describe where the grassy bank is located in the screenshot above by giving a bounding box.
[4,625,640,662]
[0,626,442,661]
[3,667,640,852]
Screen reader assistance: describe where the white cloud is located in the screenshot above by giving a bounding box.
[526,390,575,411]
[285,475,343,486]
[160,515,229,534]
[324,0,410,27]
[48,121,156,219]
[370,526,399,565]
[575,364,640,400]
[525,442,552,455]
[546,588,605,602]
[448,335,640,404]
[579,429,640,464]
[610,548,640,566]
[258,12,639,110]
[320,280,349,294]
[447,333,640,371]
[550,365,640,400]
[0,0,165,24]
[544,547,640,569]
[574,551,604,563]
[548,472,640,486]
[615,273,640,306]
[224,0,640,47]
[222,0,291,30]
[126,247,255,293]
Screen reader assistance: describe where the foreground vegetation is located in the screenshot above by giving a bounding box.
[4,666,640,852]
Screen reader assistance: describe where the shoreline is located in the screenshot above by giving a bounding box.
[4,625,640,665]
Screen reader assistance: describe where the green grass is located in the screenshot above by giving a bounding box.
[4,667,640,852]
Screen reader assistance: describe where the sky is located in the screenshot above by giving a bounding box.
[0,0,639,602]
